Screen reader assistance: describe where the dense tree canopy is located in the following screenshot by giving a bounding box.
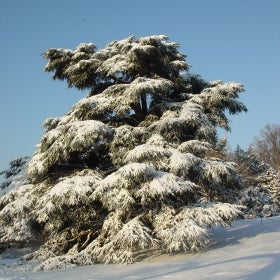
[0,35,249,270]
[231,146,279,217]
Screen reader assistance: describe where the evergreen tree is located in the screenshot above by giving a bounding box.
[232,146,280,217]
[0,35,247,270]
[0,157,30,195]
[258,169,280,212]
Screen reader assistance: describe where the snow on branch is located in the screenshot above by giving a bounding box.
[136,171,194,204]
[71,94,113,121]
[153,117,191,143]
[169,151,202,179]
[0,157,30,195]
[153,202,242,253]
[27,120,114,180]
[180,202,243,227]
[113,217,158,250]
[110,125,147,166]
[124,144,172,169]
[35,173,101,224]
[199,160,242,189]
[103,77,173,115]
[92,163,156,211]
[210,202,244,222]
[178,140,213,157]
[0,183,37,245]
[43,34,187,92]
[150,97,217,144]
[189,81,247,130]
[153,206,207,253]
[94,186,135,213]
[96,54,130,77]
[124,77,173,100]
[180,102,216,142]
[145,134,170,147]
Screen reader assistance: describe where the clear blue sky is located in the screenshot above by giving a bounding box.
[0,0,279,172]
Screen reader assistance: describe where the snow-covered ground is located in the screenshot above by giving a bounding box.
[1,216,280,280]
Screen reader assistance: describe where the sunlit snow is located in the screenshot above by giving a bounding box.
[1,216,279,279]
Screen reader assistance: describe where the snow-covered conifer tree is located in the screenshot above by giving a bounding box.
[233,146,280,217]
[0,35,247,270]
[0,157,30,195]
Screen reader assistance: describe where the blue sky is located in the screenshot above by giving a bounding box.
[0,0,279,171]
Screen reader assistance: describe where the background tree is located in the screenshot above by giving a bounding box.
[230,146,279,217]
[0,35,247,270]
[251,123,280,170]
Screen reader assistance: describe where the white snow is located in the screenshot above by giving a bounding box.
[27,120,114,179]
[1,216,279,279]
[136,171,193,203]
